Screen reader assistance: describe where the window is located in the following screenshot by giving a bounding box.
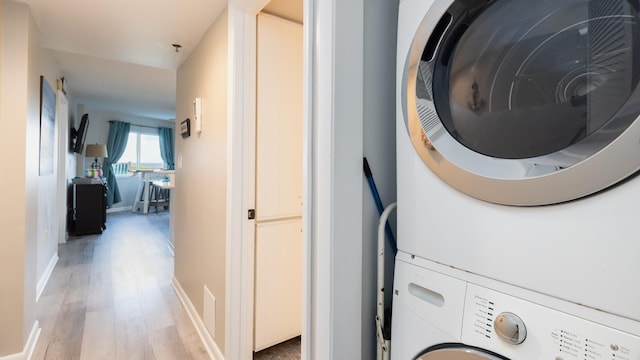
[118,128,164,171]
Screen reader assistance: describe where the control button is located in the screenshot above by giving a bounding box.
[494,312,527,345]
[610,344,619,351]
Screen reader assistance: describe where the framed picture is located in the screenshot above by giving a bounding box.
[181,118,191,138]
[39,76,56,175]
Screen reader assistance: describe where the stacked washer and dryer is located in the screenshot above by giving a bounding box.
[393,0,640,359]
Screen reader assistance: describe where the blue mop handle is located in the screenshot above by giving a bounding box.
[364,158,397,254]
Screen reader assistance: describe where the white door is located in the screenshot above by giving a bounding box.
[254,219,303,350]
[253,13,303,352]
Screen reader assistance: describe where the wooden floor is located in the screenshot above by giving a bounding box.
[33,211,210,360]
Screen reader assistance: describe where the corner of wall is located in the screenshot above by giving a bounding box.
[0,1,32,355]
[172,278,225,360]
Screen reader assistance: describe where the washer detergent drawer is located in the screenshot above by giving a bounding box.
[462,283,640,360]
[394,258,467,340]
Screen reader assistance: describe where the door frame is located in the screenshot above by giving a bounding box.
[226,1,312,359]
[227,0,366,358]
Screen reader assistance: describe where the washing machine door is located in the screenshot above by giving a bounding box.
[403,0,640,205]
[415,344,509,360]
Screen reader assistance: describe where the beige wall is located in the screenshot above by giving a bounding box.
[24,0,40,349]
[0,1,3,109]
[0,2,63,356]
[0,0,41,355]
[174,6,228,353]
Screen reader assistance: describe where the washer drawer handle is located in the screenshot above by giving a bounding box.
[408,283,445,307]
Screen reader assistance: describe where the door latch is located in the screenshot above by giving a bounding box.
[248,209,255,220]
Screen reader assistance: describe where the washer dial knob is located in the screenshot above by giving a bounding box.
[494,312,527,345]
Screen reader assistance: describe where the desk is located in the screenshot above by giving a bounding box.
[151,180,174,190]
[132,170,175,214]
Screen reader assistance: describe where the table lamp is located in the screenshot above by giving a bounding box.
[86,144,108,169]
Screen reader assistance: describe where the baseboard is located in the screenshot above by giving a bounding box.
[0,321,41,360]
[36,254,58,302]
[167,240,175,257]
[172,277,224,360]
[23,322,40,360]
[58,231,67,244]
[106,206,132,214]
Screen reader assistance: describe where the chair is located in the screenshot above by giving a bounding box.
[148,180,171,212]
[112,162,130,175]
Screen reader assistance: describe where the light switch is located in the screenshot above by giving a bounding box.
[194,98,202,134]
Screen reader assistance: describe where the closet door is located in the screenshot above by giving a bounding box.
[254,219,303,351]
[253,13,303,352]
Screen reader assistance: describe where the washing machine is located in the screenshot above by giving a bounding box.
[395,0,640,357]
[391,253,640,359]
[396,0,640,321]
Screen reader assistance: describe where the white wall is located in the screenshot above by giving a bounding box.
[361,1,398,358]
[79,108,174,211]
[311,0,398,357]
[311,0,365,358]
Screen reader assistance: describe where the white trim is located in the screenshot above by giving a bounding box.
[172,278,223,360]
[55,91,69,246]
[226,5,250,360]
[166,240,175,257]
[0,321,41,360]
[228,2,312,359]
[23,321,40,360]
[238,4,257,360]
[36,254,58,302]
[312,1,334,357]
[301,0,314,358]
[312,0,365,357]
[228,1,313,360]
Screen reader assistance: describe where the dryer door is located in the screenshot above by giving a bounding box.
[404,0,640,205]
[416,344,509,360]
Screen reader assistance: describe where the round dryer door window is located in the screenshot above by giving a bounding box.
[403,0,640,205]
[415,344,509,359]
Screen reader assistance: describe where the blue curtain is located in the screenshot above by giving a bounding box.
[103,121,130,207]
[158,127,175,170]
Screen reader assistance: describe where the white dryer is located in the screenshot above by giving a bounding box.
[391,253,640,359]
[396,0,640,326]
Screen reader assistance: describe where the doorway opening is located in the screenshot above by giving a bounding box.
[251,4,304,360]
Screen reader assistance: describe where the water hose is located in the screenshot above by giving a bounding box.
[364,157,397,254]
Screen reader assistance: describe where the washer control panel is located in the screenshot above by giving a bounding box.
[494,312,527,345]
[462,283,640,359]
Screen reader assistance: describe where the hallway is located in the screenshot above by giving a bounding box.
[32,211,210,360]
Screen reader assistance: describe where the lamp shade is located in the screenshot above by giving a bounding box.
[85,144,108,158]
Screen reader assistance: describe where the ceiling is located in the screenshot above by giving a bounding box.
[15,0,302,121]
[263,0,303,24]
[16,0,227,120]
